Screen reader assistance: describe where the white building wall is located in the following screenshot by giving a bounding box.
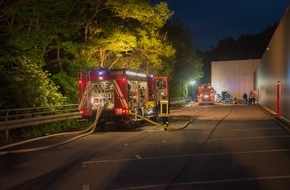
[211,59,260,99]
[256,6,290,121]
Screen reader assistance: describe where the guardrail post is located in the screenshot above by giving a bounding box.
[5,110,10,142]
[5,130,9,142]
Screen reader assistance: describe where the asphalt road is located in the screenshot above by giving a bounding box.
[1,105,290,190]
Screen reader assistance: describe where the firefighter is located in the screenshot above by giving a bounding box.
[243,93,248,104]
[249,92,254,105]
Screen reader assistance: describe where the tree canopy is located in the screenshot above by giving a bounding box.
[200,24,277,83]
[163,20,203,97]
[1,0,186,108]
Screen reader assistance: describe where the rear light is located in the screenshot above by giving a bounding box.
[80,110,84,115]
[115,108,128,115]
[119,77,126,83]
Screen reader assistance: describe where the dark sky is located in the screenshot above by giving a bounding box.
[151,0,290,51]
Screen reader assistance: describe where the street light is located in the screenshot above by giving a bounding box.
[189,80,196,85]
[189,80,197,102]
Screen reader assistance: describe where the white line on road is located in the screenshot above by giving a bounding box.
[218,122,274,126]
[215,127,283,131]
[111,175,290,190]
[82,148,290,164]
[82,184,90,190]
[135,155,142,159]
[111,135,290,147]
[173,175,290,185]
[209,135,290,141]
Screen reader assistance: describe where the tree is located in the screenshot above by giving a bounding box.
[0,0,65,108]
[200,24,277,83]
[0,0,176,108]
[76,0,175,74]
[163,20,203,98]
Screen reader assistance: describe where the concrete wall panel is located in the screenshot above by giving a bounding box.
[211,59,260,99]
[256,6,290,121]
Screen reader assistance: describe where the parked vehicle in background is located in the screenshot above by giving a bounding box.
[197,83,215,105]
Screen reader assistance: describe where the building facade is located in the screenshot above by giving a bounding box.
[211,59,260,100]
[255,6,290,121]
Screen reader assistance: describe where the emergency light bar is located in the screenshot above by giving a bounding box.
[125,71,147,78]
[137,73,147,77]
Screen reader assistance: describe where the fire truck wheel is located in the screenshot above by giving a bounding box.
[150,115,158,122]
[96,120,105,131]
[114,117,126,128]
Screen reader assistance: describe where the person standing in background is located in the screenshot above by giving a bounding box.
[249,92,254,105]
[243,93,248,105]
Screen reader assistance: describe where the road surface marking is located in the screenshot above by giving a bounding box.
[135,155,142,159]
[209,135,290,141]
[173,175,290,185]
[82,148,290,164]
[83,184,90,190]
[108,135,290,147]
[111,175,290,190]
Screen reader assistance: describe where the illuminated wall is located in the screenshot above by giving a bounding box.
[211,59,260,99]
[255,6,290,121]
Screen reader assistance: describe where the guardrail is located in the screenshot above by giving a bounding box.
[0,99,189,142]
[0,104,82,141]
[170,97,190,106]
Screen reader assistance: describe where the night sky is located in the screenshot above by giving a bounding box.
[151,0,290,51]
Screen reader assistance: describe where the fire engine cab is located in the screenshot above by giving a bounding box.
[78,67,169,127]
[197,83,215,105]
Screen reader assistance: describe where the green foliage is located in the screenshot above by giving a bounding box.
[51,72,78,103]
[106,0,173,29]
[201,24,277,83]
[209,24,276,61]
[163,20,204,97]
[0,0,178,108]
[0,61,63,108]
[79,0,176,74]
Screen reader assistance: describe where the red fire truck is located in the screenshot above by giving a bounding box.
[78,67,169,127]
[197,83,215,105]
[148,76,169,119]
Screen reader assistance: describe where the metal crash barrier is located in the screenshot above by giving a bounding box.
[0,104,81,142]
[0,103,107,155]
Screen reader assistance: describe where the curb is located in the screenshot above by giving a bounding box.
[258,105,290,133]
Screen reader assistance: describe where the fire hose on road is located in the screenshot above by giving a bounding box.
[0,104,192,155]
[128,112,194,131]
[0,103,107,155]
